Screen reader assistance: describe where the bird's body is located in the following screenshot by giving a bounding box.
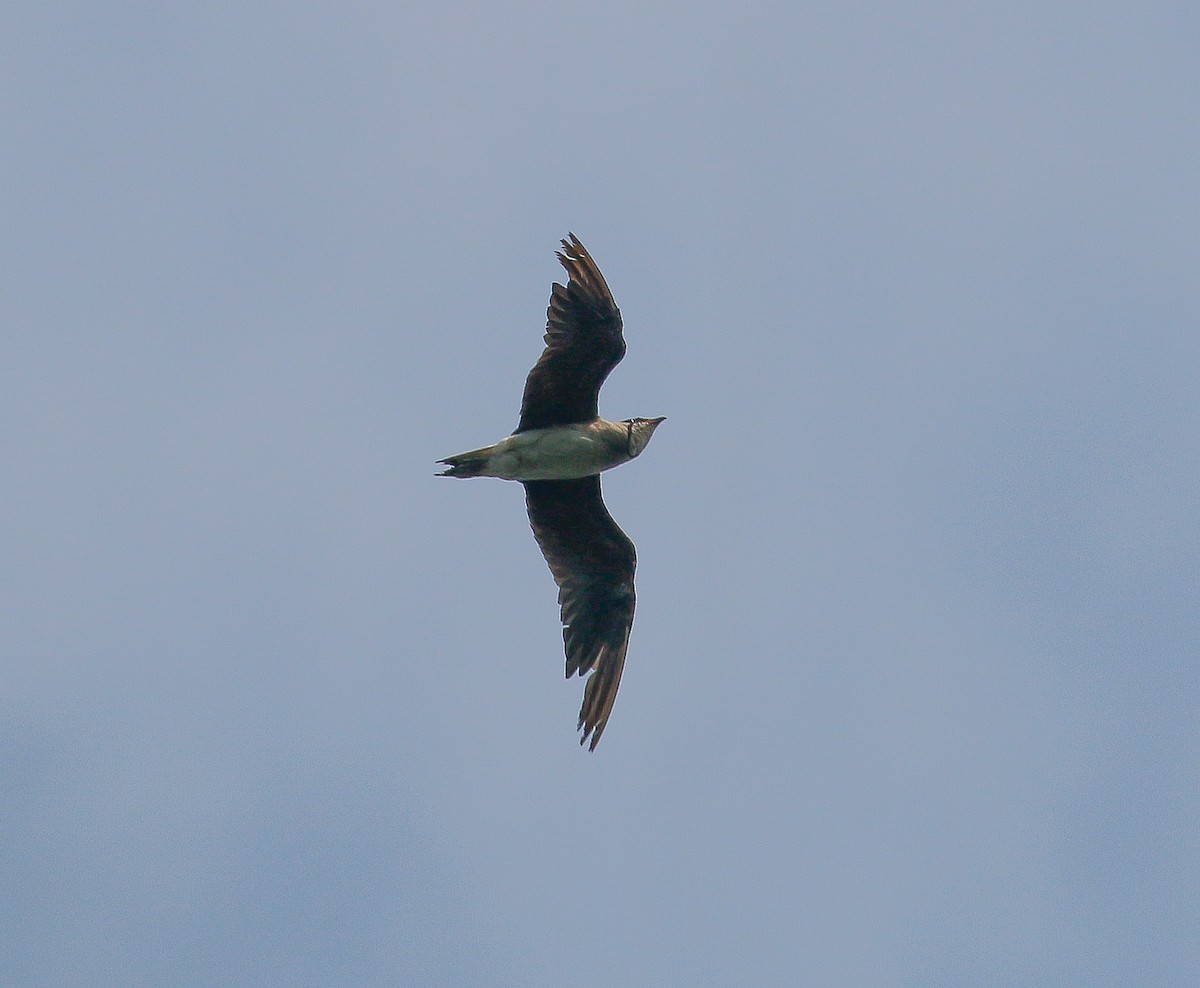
[438,417,659,481]
[438,234,664,749]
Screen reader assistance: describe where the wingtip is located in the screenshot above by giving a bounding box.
[555,234,577,270]
[558,231,587,262]
[554,232,613,302]
[579,720,604,752]
[576,658,619,752]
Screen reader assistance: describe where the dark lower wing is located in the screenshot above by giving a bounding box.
[523,477,637,750]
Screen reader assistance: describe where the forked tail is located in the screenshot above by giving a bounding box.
[436,450,490,477]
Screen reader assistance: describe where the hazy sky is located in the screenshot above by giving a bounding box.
[4,3,1198,985]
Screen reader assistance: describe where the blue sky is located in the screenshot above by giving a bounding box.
[4,3,1198,984]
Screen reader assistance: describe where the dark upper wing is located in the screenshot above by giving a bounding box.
[523,477,637,750]
[515,234,625,433]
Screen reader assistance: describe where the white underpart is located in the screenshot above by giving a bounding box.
[466,421,630,481]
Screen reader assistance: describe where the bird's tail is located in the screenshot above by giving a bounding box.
[436,444,495,478]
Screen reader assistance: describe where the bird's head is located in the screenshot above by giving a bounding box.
[625,416,666,458]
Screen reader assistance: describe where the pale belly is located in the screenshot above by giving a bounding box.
[486,424,625,481]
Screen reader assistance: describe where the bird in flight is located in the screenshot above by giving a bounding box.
[438,234,665,750]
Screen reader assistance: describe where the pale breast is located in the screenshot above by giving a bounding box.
[491,422,628,481]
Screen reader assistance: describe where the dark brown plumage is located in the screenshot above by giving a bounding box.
[524,476,636,750]
[516,234,626,433]
[439,234,662,749]
[517,235,638,749]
